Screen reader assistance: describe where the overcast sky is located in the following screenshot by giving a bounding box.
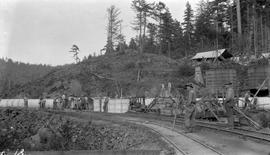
[0,0,199,66]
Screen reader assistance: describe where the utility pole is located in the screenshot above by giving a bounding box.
[236,0,242,48]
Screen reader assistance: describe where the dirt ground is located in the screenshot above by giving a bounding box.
[0,108,174,155]
[58,111,270,155]
[122,114,270,155]
[2,108,270,155]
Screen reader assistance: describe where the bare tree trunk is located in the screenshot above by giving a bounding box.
[265,10,270,52]
[260,12,263,53]
[159,14,161,55]
[268,18,270,52]
[253,4,257,57]
[236,0,242,49]
[139,12,143,53]
[142,12,147,53]
[247,3,251,53]
[168,41,171,58]
[110,15,113,53]
[230,3,234,51]
[268,26,270,52]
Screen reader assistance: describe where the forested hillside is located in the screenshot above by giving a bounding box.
[5,52,193,98]
[0,58,53,97]
[1,0,270,98]
[109,0,270,58]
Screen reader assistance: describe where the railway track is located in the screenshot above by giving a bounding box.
[47,110,270,143]
[150,122,225,155]
[191,121,270,142]
[48,110,224,155]
[147,126,188,155]
[129,119,225,155]
[123,112,270,143]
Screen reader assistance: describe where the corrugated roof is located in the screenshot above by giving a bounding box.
[192,49,226,60]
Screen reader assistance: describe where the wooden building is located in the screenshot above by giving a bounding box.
[247,65,270,96]
[192,49,233,62]
[205,69,237,96]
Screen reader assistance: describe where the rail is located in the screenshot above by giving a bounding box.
[123,112,270,143]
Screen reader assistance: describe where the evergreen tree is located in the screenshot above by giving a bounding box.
[195,0,216,51]
[128,38,138,50]
[171,20,184,58]
[115,41,128,53]
[144,23,157,54]
[159,10,174,57]
[182,2,194,56]
[151,2,167,55]
[131,0,154,53]
[106,5,122,54]
[69,45,80,63]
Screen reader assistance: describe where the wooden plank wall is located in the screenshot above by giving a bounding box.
[247,65,270,89]
[205,69,237,95]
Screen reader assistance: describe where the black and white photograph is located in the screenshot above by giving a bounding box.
[0,0,270,154]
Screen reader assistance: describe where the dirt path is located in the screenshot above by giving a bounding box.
[56,111,270,155]
[116,114,270,155]
[130,121,223,155]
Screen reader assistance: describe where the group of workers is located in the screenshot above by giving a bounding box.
[22,95,94,111]
[23,94,111,112]
[183,81,236,132]
[52,95,94,110]
[22,82,240,132]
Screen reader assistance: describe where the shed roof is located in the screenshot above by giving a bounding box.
[192,49,232,60]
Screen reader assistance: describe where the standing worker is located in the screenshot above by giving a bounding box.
[243,91,251,110]
[71,97,75,109]
[160,84,165,97]
[23,96,28,108]
[184,83,197,132]
[56,97,61,109]
[81,96,86,110]
[53,98,57,109]
[224,82,235,128]
[39,97,43,109]
[103,96,109,113]
[88,97,94,111]
[39,97,46,109]
[99,96,102,112]
[84,96,89,110]
[42,97,46,109]
[62,94,66,109]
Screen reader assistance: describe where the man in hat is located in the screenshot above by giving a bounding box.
[243,91,251,110]
[103,96,109,113]
[224,82,235,128]
[184,83,197,132]
[23,96,28,108]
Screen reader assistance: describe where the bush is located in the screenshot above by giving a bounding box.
[177,63,194,77]
[98,63,112,70]
[124,62,136,70]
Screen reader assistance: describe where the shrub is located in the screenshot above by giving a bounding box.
[124,62,136,70]
[177,63,194,77]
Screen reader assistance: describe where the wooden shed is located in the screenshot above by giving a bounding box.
[192,49,233,62]
[247,65,270,90]
[205,69,237,95]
